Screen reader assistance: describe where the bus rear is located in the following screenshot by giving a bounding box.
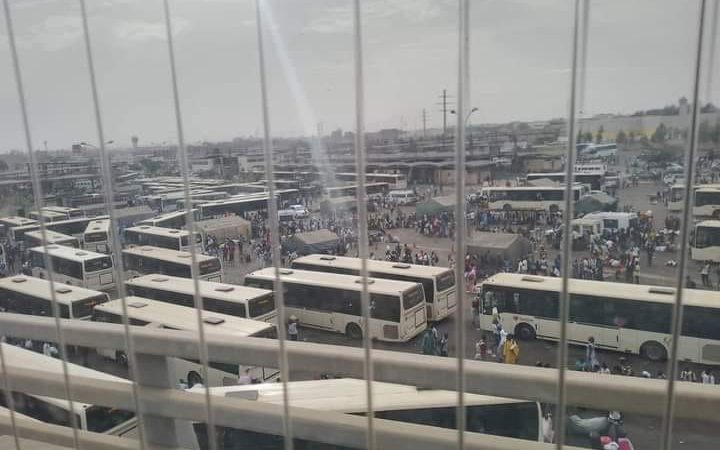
[692,220,720,262]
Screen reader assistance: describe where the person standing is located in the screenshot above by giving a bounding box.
[700,261,710,287]
[586,337,598,371]
[502,334,520,364]
[288,317,299,341]
[421,329,437,355]
[471,295,480,328]
[633,260,640,285]
[439,333,449,357]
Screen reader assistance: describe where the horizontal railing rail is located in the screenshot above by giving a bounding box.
[1,313,718,423]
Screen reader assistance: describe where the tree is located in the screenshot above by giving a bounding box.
[576,129,584,143]
[652,123,667,143]
[139,158,161,175]
[131,136,139,148]
[616,129,627,144]
[583,131,593,143]
[0,160,8,172]
[699,120,712,143]
[595,126,604,144]
[628,131,636,142]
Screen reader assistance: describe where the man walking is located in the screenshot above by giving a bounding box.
[502,334,520,364]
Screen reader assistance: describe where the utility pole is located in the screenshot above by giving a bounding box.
[422,109,427,138]
[437,89,454,138]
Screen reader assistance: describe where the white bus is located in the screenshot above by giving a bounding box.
[478,273,720,364]
[122,246,222,282]
[244,268,426,342]
[188,379,543,449]
[28,245,115,291]
[28,210,67,223]
[41,206,85,219]
[125,274,276,322]
[525,171,605,190]
[83,218,112,254]
[0,343,136,436]
[692,220,720,262]
[47,216,109,241]
[92,297,277,386]
[123,225,203,252]
[24,230,80,249]
[0,275,109,319]
[291,254,456,322]
[0,216,37,240]
[693,185,720,218]
[136,209,200,229]
[480,185,589,212]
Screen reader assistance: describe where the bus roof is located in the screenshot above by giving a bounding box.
[583,211,637,219]
[43,206,82,213]
[0,343,130,412]
[481,185,585,191]
[95,296,274,337]
[122,245,219,264]
[482,273,719,308]
[696,220,720,228]
[0,275,107,303]
[192,378,529,412]
[0,216,37,226]
[124,225,195,238]
[326,182,390,191]
[245,267,420,294]
[526,171,604,177]
[25,230,78,244]
[126,274,272,302]
[84,218,111,232]
[292,254,452,279]
[139,209,198,222]
[29,245,109,261]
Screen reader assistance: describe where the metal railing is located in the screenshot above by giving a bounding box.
[1,0,719,449]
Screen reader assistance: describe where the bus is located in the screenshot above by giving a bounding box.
[479,185,589,212]
[83,218,112,254]
[188,378,543,449]
[125,274,277,322]
[244,268,426,342]
[692,220,720,262]
[47,216,109,241]
[28,245,115,291]
[25,230,80,249]
[41,206,85,219]
[291,254,456,322]
[28,210,67,223]
[388,190,418,205]
[122,246,223,282]
[335,173,408,190]
[525,171,605,190]
[123,225,203,252]
[198,195,277,219]
[478,273,720,364]
[0,216,37,239]
[583,211,638,233]
[136,209,200,229]
[324,182,391,199]
[92,297,277,386]
[693,185,720,218]
[0,343,136,436]
[0,275,109,319]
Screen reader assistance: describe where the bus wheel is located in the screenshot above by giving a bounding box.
[641,341,667,362]
[116,351,128,366]
[346,323,363,340]
[515,323,536,340]
[187,371,204,388]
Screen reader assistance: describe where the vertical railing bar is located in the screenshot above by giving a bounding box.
[76,1,149,448]
[660,2,708,450]
[453,1,469,448]
[577,1,591,122]
[705,0,719,102]
[351,1,375,449]
[554,1,583,448]
[0,343,20,449]
[2,1,82,448]
[254,2,293,450]
[161,1,218,450]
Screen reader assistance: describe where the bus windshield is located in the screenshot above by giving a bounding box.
[403,285,424,310]
[436,271,455,292]
[84,257,112,273]
[84,232,106,243]
[85,405,135,433]
[199,259,221,275]
[695,226,720,248]
[72,294,108,319]
[248,293,275,319]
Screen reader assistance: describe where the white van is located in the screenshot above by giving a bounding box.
[583,212,638,233]
[388,190,418,205]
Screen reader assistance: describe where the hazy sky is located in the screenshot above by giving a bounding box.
[0,0,714,151]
